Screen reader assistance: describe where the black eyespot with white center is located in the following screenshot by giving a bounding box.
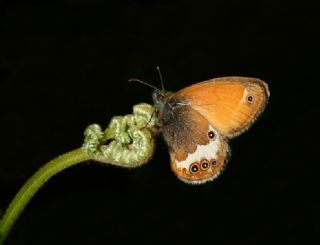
[211,159,217,166]
[190,162,200,174]
[200,159,210,170]
[208,130,216,140]
[246,95,254,103]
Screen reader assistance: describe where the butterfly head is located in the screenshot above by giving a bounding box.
[152,88,176,126]
[152,89,165,113]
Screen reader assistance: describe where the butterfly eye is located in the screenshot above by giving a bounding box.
[189,162,200,174]
[246,95,254,103]
[211,159,217,166]
[208,131,216,140]
[200,159,210,170]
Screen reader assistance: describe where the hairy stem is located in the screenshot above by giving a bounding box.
[0,103,156,243]
[0,148,90,243]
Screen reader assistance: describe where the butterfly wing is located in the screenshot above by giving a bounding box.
[173,77,269,138]
[160,104,230,184]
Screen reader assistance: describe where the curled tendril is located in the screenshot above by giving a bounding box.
[82,103,158,167]
[0,103,159,244]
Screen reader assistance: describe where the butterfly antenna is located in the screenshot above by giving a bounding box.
[128,78,159,91]
[140,110,156,130]
[156,66,165,92]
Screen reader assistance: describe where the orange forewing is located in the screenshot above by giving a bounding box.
[174,77,269,138]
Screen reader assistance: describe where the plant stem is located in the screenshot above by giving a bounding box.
[0,148,91,243]
[0,103,156,243]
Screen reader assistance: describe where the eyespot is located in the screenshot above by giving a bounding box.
[189,162,200,174]
[200,159,210,170]
[246,95,254,103]
[211,159,217,166]
[208,131,216,140]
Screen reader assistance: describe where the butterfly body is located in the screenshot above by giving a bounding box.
[152,76,269,184]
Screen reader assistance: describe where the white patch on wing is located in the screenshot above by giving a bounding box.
[242,88,249,103]
[175,126,220,169]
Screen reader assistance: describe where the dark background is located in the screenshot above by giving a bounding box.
[0,0,319,244]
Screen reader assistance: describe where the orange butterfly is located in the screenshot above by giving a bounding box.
[131,73,270,184]
[151,76,270,184]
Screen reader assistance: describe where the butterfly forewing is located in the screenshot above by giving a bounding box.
[173,77,269,138]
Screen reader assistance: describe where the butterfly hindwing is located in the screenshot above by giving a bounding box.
[160,104,230,184]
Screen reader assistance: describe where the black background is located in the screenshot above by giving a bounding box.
[0,0,319,244]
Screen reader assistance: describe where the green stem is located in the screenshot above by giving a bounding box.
[0,148,91,243]
[0,103,156,243]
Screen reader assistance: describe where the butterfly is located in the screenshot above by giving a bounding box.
[131,72,270,184]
